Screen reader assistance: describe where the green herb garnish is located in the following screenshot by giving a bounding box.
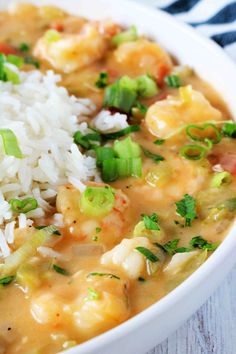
[175,194,197,227]
[138,277,146,282]
[142,147,164,163]
[154,139,165,145]
[95,71,109,88]
[24,56,40,68]
[222,122,236,138]
[87,272,120,280]
[0,275,15,286]
[135,246,159,262]
[53,264,70,276]
[142,212,160,231]
[165,74,181,88]
[19,43,30,52]
[9,197,38,214]
[189,236,219,251]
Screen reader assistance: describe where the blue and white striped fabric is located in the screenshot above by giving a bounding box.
[137,0,236,61]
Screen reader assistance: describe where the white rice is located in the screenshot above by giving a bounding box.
[93,110,128,132]
[0,67,99,257]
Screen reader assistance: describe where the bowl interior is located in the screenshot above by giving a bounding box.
[1,1,236,354]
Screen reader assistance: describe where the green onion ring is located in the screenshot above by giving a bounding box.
[179,144,207,160]
[186,123,222,144]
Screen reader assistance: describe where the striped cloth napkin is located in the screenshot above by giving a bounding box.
[135,0,236,61]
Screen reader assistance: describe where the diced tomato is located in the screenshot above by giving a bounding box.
[219,153,236,175]
[157,63,170,86]
[0,43,18,55]
[50,22,64,32]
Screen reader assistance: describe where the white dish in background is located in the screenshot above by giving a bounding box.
[1,0,236,353]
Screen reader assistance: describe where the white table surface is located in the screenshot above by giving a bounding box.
[129,1,236,353]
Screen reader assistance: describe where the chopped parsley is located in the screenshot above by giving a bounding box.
[154,139,165,145]
[53,264,70,276]
[142,212,160,231]
[95,71,109,88]
[19,42,30,52]
[95,227,101,234]
[189,236,219,251]
[87,272,120,280]
[135,246,159,262]
[156,239,180,255]
[175,194,197,227]
[222,122,236,138]
[0,275,15,286]
[142,147,164,163]
[85,287,99,301]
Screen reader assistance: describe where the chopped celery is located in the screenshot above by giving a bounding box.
[16,263,41,292]
[44,29,61,42]
[164,250,207,291]
[0,226,57,276]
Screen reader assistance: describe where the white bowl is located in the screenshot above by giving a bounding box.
[2,0,236,353]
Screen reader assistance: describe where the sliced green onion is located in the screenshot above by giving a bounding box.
[211,171,232,188]
[103,76,138,113]
[73,131,91,149]
[7,55,24,68]
[102,158,119,182]
[80,186,115,217]
[222,122,236,138]
[165,75,181,88]
[175,247,192,253]
[142,147,164,163]
[24,56,40,68]
[19,42,30,52]
[136,75,159,98]
[96,147,115,167]
[114,137,141,158]
[101,125,140,140]
[135,246,159,263]
[53,264,70,276]
[3,66,20,84]
[112,26,138,46]
[186,123,222,144]
[95,71,109,88]
[116,157,142,178]
[0,275,15,286]
[44,29,61,42]
[0,129,22,158]
[9,198,38,214]
[179,144,207,160]
[87,272,120,280]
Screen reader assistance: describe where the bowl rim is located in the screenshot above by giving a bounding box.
[61,1,236,352]
[2,0,236,352]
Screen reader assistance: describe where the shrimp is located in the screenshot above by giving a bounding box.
[101,237,155,279]
[34,22,108,73]
[145,85,222,139]
[70,274,129,338]
[106,39,172,80]
[56,184,129,245]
